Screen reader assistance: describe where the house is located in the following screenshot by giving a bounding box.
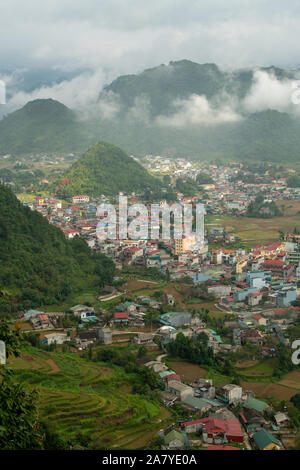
[243,396,268,413]
[164,429,185,449]
[43,333,69,345]
[252,428,281,450]
[252,314,267,326]
[98,328,112,344]
[221,384,243,404]
[78,330,98,341]
[145,361,168,373]
[63,228,80,239]
[161,391,178,406]
[274,412,289,427]
[246,270,272,289]
[181,396,222,413]
[159,312,192,327]
[113,312,129,324]
[165,374,181,387]
[38,314,50,328]
[133,333,154,345]
[241,329,264,346]
[276,287,297,307]
[207,285,232,298]
[248,292,263,307]
[233,287,259,303]
[196,417,244,444]
[72,195,89,204]
[70,305,95,317]
[168,381,194,401]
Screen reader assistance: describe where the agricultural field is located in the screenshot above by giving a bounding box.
[235,359,277,379]
[168,361,207,382]
[240,380,299,401]
[207,202,300,246]
[8,346,171,449]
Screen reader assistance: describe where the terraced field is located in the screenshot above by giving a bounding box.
[9,346,171,449]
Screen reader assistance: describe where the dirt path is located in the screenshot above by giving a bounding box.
[46,358,60,373]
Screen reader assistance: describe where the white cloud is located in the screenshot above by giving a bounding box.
[243,70,297,113]
[1,1,300,73]
[6,69,120,118]
[156,94,242,127]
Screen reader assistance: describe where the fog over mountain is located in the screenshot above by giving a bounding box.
[1,60,300,161]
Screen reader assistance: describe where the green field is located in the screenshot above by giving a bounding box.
[8,346,171,449]
[235,359,277,380]
[206,201,300,247]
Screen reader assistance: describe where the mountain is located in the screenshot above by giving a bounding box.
[94,60,300,161]
[57,141,162,198]
[1,61,300,162]
[0,99,92,154]
[0,184,115,314]
[101,60,295,117]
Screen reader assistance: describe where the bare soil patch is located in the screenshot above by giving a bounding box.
[46,358,60,373]
[241,381,299,401]
[169,361,207,382]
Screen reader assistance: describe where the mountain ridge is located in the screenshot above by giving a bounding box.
[1,60,300,161]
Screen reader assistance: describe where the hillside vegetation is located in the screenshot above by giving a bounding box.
[0,99,92,154]
[0,184,115,314]
[57,141,162,198]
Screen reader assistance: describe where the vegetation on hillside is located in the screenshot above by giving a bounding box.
[57,141,163,198]
[0,184,115,315]
[0,99,94,155]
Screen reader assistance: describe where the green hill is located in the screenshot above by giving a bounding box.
[0,98,92,155]
[57,141,162,198]
[0,184,115,314]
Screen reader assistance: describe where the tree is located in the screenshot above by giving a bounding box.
[0,321,43,449]
[291,393,300,411]
[137,345,147,359]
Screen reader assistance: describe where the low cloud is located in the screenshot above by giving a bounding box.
[243,70,300,114]
[6,69,119,118]
[156,94,242,127]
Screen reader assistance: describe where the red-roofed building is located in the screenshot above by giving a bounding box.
[252,314,267,326]
[261,260,294,278]
[181,417,244,443]
[38,314,50,328]
[165,374,181,384]
[113,312,129,324]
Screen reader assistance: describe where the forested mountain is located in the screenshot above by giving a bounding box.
[101,60,295,117]
[0,184,115,314]
[1,61,300,161]
[0,99,92,154]
[56,141,162,198]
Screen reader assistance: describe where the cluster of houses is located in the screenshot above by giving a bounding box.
[146,358,287,450]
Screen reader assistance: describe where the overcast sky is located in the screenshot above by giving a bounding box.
[1,0,300,115]
[1,0,300,76]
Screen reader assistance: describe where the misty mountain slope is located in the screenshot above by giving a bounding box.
[101,60,296,116]
[1,60,300,161]
[0,98,93,154]
[103,61,228,117]
[56,141,163,198]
